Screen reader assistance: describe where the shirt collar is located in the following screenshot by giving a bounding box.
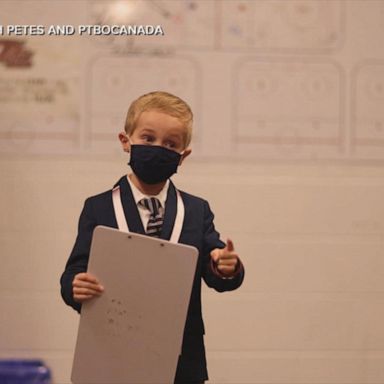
[126,174,169,208]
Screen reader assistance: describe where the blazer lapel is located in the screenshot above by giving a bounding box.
[115,176,146,235]
[161,181,177,241]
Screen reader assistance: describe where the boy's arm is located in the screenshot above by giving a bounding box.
[60,198,97,313]
[201,200,245,292]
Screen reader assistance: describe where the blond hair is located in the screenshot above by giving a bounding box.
[124,91,193,148]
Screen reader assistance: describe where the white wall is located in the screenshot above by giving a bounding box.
[1,1,384,383]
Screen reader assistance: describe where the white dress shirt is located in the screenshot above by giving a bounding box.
[126,174,169,230]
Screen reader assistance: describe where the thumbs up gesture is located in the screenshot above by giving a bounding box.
[210,239,239,277]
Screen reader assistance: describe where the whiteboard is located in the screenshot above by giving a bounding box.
[71,226,198,384]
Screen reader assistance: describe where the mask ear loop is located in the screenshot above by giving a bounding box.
[126,136,134,152]
[178,149,186,165]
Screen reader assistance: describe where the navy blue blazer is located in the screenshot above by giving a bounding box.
[60,176,244,382]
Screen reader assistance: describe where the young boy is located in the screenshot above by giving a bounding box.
[60,91,245,384]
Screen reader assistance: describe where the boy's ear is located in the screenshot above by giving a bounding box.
[179,148,192,165]
[118,132,130,152]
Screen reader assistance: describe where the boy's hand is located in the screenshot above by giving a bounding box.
[73,272,104,303]
[210,239,239,277]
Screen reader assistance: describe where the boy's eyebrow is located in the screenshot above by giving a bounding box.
[165,132,183,140]
[138,127,183,140]
[138,127,156,133]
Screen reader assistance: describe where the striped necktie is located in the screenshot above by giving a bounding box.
[139,197,163,237]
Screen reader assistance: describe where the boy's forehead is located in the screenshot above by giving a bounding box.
[136,110,186,135]
[139,109,180,121]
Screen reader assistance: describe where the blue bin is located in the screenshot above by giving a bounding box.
[0,360,51,384]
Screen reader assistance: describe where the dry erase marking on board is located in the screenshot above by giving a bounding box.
[104,298,142,340]
[103,298,162,358]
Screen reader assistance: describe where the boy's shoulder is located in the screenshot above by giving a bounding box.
[83,188,113,207]
[178,188,210,208]
[84,176,126,204]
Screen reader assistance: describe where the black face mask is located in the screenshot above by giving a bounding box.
[129,144,182,184]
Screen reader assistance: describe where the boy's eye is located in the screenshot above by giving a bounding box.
[165,141,176,149]
[141,134,155,143]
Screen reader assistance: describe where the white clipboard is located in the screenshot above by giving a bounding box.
[71,226,198,384]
